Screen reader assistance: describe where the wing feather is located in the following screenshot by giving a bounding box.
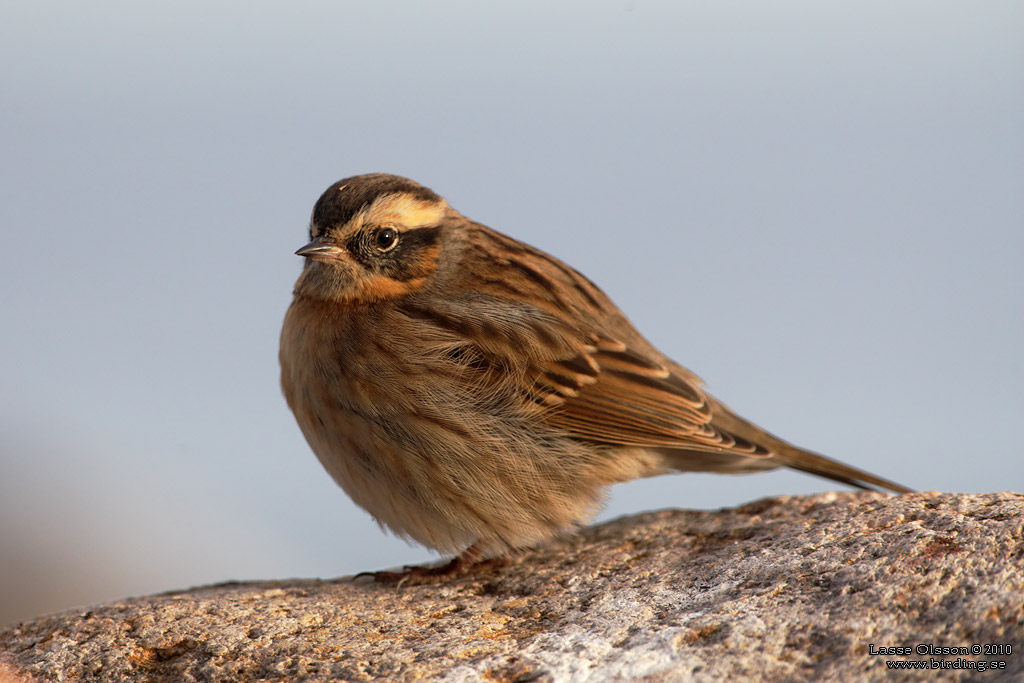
[535,340,770,455]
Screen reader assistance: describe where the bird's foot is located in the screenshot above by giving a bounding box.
[354,544,505,585]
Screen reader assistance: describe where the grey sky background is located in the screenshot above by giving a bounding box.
[2,1,1021,626]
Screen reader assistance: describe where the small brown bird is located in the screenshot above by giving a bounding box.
[280,173,909,572]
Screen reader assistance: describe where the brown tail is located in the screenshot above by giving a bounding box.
[707,396,912,494]
[772,442,912,493]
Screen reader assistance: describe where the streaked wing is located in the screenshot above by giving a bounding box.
[534,334,770,456]
[453,225,770,456]
[451,223,909,492]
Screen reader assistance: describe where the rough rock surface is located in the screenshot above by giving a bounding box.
[2,492,1022,682]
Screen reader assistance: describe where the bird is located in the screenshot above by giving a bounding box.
[280,173,910,576]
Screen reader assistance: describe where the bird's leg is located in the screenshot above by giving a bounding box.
[355,542,505,584]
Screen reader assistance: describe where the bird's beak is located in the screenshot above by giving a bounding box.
[295,236,345,261]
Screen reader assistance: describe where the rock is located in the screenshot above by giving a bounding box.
[1,492,1022,682]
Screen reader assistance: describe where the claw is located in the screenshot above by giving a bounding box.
[352,543,506,585]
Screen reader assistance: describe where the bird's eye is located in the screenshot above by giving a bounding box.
[374,227,399,252]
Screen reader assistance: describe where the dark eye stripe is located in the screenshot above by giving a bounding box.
[343,225,441,275]
[393,226,440,253]
[380,226,443,282]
